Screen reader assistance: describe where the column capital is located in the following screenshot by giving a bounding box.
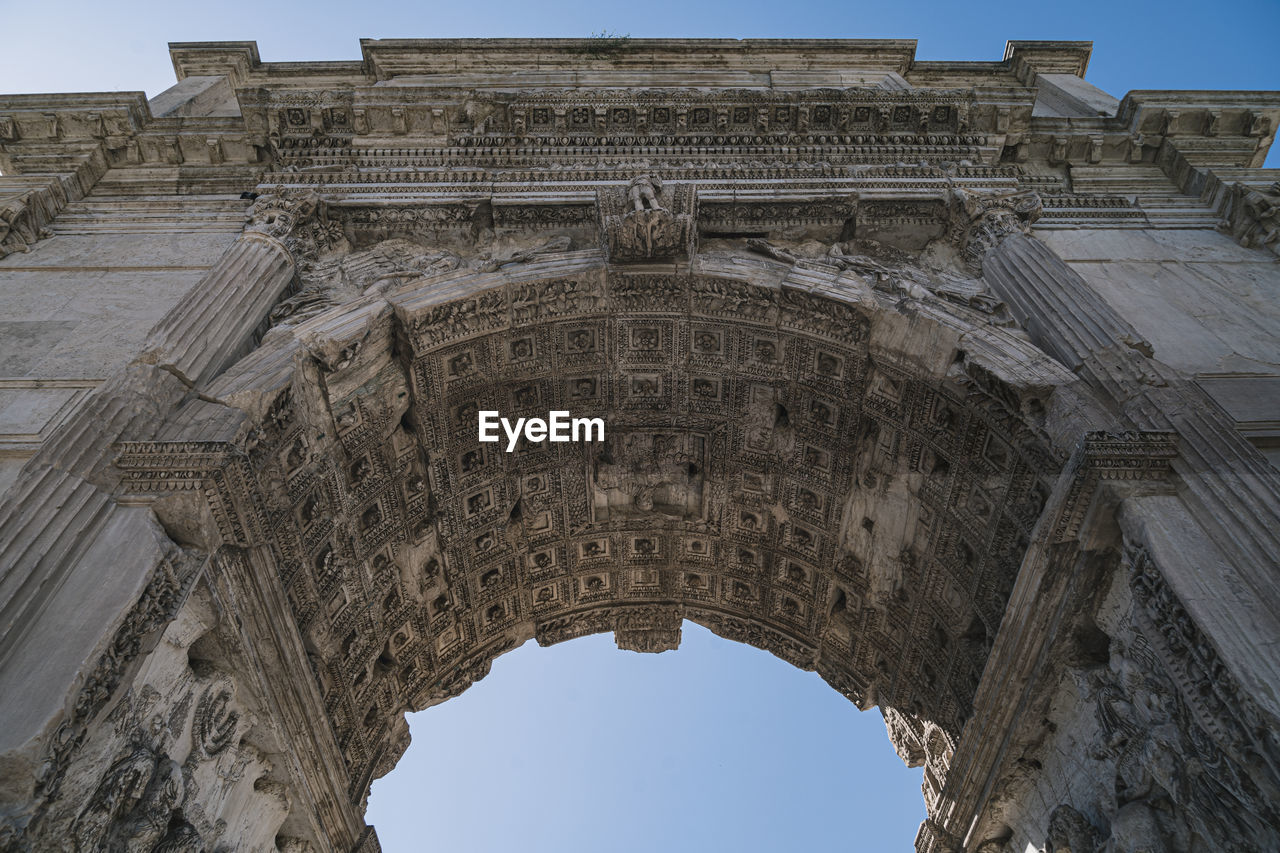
[244,185,338,262]
[950,188,1042,271]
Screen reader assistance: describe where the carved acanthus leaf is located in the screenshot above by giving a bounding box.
[950,188,1043,271]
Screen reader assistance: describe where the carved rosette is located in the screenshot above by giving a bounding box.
[5,36,1280,853]
[950,188,1043,271]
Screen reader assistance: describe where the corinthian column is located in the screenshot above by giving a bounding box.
[957,186,1280,656]
[0,188,326,811]
[920,189,1280,853]
[143,187,326,386]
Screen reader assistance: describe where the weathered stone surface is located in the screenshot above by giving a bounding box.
[1,37,1278,853]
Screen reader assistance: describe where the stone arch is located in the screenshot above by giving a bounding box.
[4,37,1280,853]
[133,247,1088,819]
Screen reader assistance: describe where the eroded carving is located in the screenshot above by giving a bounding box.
[7,37,1276,853]
[949,188,1043,271]
[0,189,55,258]
[599,176,696,261]
[1219,180,1280,253]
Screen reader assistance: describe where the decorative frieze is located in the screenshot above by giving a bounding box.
[3,37,1279,853]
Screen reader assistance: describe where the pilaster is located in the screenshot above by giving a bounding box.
[2,36,1278,853]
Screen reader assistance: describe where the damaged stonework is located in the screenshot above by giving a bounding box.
[1,36,1279,853]
[598,176,697,262]
[1218,180,1280,254]
[0,189,57,259]
[17,578,328,852]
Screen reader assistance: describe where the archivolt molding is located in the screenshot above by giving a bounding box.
[3,39,1279,853]
[108,248,1093,826]
[34,182,1247,852]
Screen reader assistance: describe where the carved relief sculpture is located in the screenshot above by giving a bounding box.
[1,36,1279,853]
[600,175,696,261]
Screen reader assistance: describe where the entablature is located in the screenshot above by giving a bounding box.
[5,40,1276,180]
[1,40,1276,247]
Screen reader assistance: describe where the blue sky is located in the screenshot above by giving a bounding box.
[367,624,926,851]
[2,2,1275,849]
[2,0,1279,105]
[2,0,1275,163]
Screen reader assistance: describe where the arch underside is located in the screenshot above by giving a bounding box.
[157,248,1074,804]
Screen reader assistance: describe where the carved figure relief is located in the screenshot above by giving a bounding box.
[8,36,1279,853]
[1220,180,1280,253]
[0,189,54,258]
[599,176,696,261]
[591,431,708,522]
[73,744,184,853]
